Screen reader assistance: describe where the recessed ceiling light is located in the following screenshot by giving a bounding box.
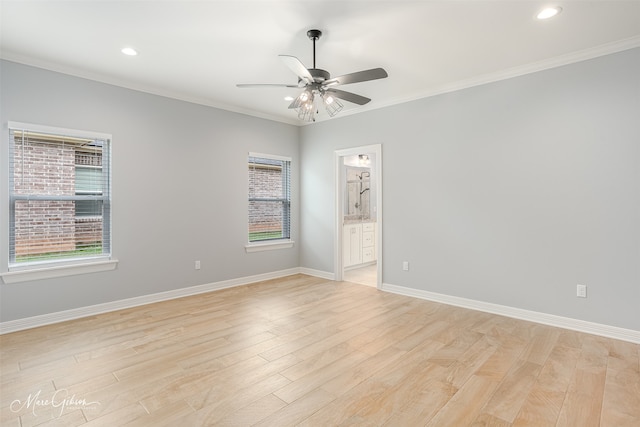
[284,96,294,101]
[121,47,138,56]
[537,6,562,20]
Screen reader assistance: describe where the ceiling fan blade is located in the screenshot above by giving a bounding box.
[324,68,388,86]
[279,55,314,84]
[236,83,299,88]
[325,88,371,105]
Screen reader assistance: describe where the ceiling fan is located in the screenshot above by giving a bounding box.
[237,29,388,122]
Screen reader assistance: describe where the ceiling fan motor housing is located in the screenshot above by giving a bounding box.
[307,68,330,83]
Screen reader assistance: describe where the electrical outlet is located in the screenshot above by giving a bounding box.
[402,261,409,271]
[577,284,586,298]
[195,260,201,270]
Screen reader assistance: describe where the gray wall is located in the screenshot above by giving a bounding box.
[299,48,640,331]
[0,60,300,322]
[2,48,639,332]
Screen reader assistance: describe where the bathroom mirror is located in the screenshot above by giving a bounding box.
[345,167,371,219]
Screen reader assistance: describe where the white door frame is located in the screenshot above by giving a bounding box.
[334,144,382,289]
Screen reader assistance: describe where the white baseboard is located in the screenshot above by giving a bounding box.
[298,267,335,281]
[9,270,634,345]
[0,267,302,334]
[382,282,640,344]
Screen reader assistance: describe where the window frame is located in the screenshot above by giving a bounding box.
[245,152,294,253]
[1,122,117,284]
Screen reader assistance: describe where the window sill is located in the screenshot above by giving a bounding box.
[1,259,119,284]
[245,240,295,253]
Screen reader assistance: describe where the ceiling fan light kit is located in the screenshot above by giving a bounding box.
[237,29,388,122]
[323,93,344,117]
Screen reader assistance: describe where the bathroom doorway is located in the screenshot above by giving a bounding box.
[334,144,382,288]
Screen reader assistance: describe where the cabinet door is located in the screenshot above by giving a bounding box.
[343,224,362,267]
[362,247,375,263]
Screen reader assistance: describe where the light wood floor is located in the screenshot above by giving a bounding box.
[343,263,377,287]
[1,274,638,426]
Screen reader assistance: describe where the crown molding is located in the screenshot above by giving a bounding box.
[357,35,640,118]
[2,36,638,126]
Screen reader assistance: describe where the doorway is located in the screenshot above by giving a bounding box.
[334,144,382,289]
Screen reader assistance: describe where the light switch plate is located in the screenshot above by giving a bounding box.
[577,284,587,298]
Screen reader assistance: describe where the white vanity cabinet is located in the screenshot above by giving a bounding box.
[344,222,376,268]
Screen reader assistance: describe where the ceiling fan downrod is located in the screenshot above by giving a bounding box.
[307,29,322,69]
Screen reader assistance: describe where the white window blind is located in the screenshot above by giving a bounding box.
[8,123,112,268]
[248,153,291,243]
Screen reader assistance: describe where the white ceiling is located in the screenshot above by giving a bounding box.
[2,1,639,125]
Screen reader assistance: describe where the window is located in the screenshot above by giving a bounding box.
[75,166,103,217]
[7,122,112,269]
[247,153,292,250]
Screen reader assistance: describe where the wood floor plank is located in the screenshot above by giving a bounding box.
[280,340,358,381]
[75,380,144,422]
[213,393,286,427]
[355,317,428,356]
[57,372,119,402]
[23,407,86,427]
[122,399,195,427]
[303,339,446,424]
[425,374,500,427]
[519,325,561,365]
[427,329,484,367]
[0,406,23,427]
[475,335,527,381]
[381,378,457,426]
[256,387,336,427]
[318,345,408,397]
[141,352,297,414]
[347,362,448,425]
[471,412,512,426]
[482,359,542,422]
[556,336,609,427]
[556,373,605,427]
[182,373,291,425]
[290,324,370,361]
[444,335,498,389]
[297,377,391,426]
[81,402,147,427]
[258,325,343,362]
[512,344,581,426]
[273,349,370,404]
[600,356,640,426]
[1,274,638,426]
